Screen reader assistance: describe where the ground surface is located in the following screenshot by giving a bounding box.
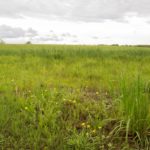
[0,45,150,149]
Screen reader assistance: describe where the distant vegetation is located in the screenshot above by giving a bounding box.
[25,41,32,44]
[0,45,150,149]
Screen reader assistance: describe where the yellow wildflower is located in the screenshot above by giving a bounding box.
[96,92,99,95]
[86,132,89,136]
[25,107,28,110]
[81,122,86,127]
[92,129,96,134]
[11,79,15,82]
[108,143,112,148]
[72,100,76,104]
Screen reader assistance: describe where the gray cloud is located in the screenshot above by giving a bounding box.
[91,36,112,40]
[26,28,38,37]
[35,35,63,42]
[0,0,150,22]
[0,24,78,42]
[0,25,38,38]
[35,32,78,42]
[92,36,99,39]
[61,33,77,38]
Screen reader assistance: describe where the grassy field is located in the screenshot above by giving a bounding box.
[0,44,150,149]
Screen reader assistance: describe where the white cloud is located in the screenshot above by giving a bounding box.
[34,32,78,43]
[0,0,150,22]
[0,0,150,44]
[0,25,37,38]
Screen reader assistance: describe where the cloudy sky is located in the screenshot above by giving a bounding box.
[0,0,150,44]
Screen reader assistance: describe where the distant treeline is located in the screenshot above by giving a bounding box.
[1,41,150,47]
[98,44,150,47]
[135,45,150,47]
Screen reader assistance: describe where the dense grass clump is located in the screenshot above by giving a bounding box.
[1,44,150,149]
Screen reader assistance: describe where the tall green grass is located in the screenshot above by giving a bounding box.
[119,76,150,147]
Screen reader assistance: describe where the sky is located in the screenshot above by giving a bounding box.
[0,0,150,45]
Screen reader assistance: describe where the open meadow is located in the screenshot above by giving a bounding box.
[1,44,150,149]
